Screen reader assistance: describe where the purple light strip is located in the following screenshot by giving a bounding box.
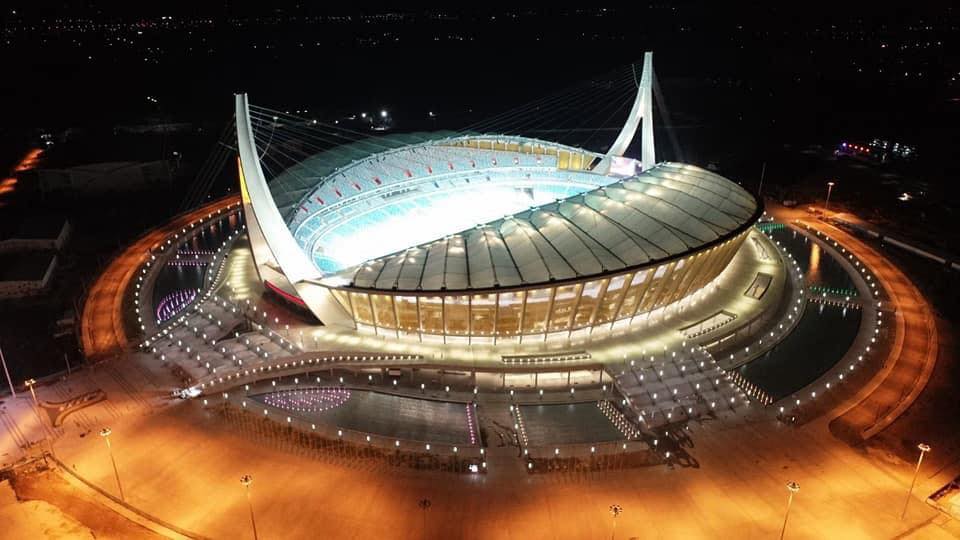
[261,387,351,413]
[156,288,199,322]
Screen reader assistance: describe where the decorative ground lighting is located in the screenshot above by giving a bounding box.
[901,443,931,520]
[780,481,799,540]
[99,428,124,502]
[609,503,623,540]
[417,498,432,538]
[240,474,259,540]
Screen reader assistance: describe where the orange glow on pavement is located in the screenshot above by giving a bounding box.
[1,148,42,202]
[13,148,43,172]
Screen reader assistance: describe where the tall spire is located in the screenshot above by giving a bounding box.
[234,93,354,328]
[598,52,655,173]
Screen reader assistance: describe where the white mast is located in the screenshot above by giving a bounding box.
[597,51,655,174]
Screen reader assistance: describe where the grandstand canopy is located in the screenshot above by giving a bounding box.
[334,160,759,292]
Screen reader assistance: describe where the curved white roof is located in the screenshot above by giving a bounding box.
[337,161,759,292]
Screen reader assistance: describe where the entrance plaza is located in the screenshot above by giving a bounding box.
[4,346,954,539]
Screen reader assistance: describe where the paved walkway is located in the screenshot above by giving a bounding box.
[768,204,939,442]
[36,369,956,539]
[81,195,240,362]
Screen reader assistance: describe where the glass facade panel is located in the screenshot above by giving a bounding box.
[444,295,470,335]
[680,249,717,300]
[618,269,649,319]
[496,291,524,335]
[686,247,720,293]
[596,274,627,324]
[573,279,604,329]
[470,293,497,336]
[656,259,690,308]
[349,292,374,325]
[548,284,581,332]
[522,287,552,334]
[698,242,732,289]
[419,296,444,334]
[639,263,673,312]
[395,296,419,332]
[371,294,396,328]
[330,289,353,317]
[569,153,583,170]
[670,252,706,302]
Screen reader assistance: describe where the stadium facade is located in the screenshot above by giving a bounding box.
[236,53,762,343]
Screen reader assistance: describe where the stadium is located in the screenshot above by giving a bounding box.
[70,51,910,531]
[237,53,762,344]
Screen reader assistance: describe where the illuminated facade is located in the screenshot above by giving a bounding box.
[331,229,748,343]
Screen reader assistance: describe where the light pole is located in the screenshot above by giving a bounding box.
[418,498,431,539]
[240,474,259,540]
[901,443,931,520]
[758,161,766,197]
[824,181,836,212]
[99,428,124,502]
[25,378,50,462]
[609,503,623,540]
[780,481,799,540]
[25,378,39,407]
[0,341,15,398]
[25,377,46,431]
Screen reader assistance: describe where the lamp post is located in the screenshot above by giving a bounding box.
[24,378,38,406]
[825,181,836,212]
[0,341,15,397]
[901,443,931,520]
[240,474,259,540]
[780,481,799,540]
[609,503,623,540]
[25,377,46,430]
[99,428,124,502]
[418,498,431,539]
[758,161,766,197]
[25,378,50,462]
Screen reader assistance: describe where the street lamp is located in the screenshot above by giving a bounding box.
[25,377,51,461]
[825,181,836,212]
[609,504,623,540]
[901,443,931,520]
[0,341,15,397]
[25,378,43,426]
[99,428,124,502]
[418,498,431,539]
[24,378,38,406]
[25,378,46,421]
[240,474,259,540]
[780,481,799,540]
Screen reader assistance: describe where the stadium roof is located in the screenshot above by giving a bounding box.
[337,162,759,292]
